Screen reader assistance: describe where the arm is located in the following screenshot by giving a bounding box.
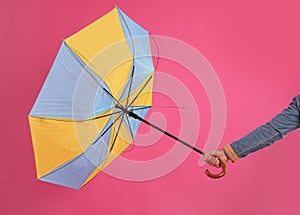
[206,94,300,167]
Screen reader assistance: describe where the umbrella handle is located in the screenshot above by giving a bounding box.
[204,160,226,179]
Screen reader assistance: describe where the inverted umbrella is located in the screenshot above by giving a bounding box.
[28,7,226,190]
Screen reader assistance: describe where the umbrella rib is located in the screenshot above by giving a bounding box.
[122,114,135,152]
[127,75,153,108]
[131,106,151,111]
[125,114,134,140]
[64,42,120,106]
[125,65,135,107]
[93,110,122,120]
[118,7,135,56]
[109,114,125,152]
[118,7,137,108]
[133,106,188,110]
[30,111,122,122]
[102,87,121,106]
[91,113,123,146]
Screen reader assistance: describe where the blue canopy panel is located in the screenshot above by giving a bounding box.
[116,8,154,102]
[29,42,114,120]
[40,116,113,190]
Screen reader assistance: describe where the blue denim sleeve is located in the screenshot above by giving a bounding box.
[230,95,300,158]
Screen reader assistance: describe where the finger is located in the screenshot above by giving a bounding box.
[211,158,218,166]
[211,157,220,168]
[208,159,215,166]
[208,156,218,163]
[207,157,215,165]
[208,156,217,165]
[204,151,216,161]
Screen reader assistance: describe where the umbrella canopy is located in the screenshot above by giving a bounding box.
[28,7,154,189]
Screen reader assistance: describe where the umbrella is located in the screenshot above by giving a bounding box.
[28,7,226,190]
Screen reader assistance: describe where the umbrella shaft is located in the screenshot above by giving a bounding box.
[128,111,205,156]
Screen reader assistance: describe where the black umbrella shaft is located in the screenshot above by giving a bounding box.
[128,110,205,156]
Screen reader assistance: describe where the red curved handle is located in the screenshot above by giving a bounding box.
[205,160,226,179]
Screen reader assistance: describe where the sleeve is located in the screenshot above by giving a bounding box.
[224,94,300,162]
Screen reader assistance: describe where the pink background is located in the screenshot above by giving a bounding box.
[2,0,300,214]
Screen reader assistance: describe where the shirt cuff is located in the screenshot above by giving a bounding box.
[223,144,239,163]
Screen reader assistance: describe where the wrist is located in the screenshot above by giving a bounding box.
[223,144,239,163]
[222,148,230,160]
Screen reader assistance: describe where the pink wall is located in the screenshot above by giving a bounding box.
[1,0,300,214]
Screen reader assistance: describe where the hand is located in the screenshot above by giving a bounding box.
[205,149,229,168]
